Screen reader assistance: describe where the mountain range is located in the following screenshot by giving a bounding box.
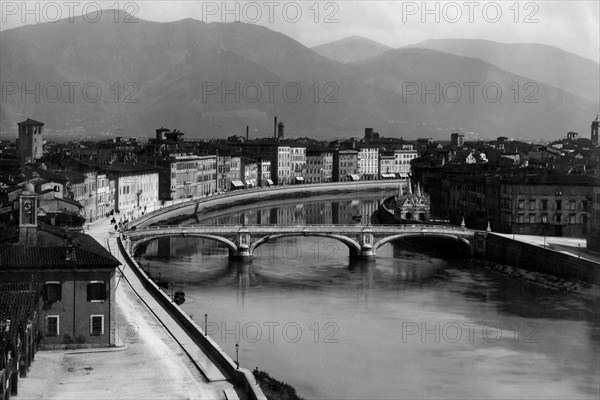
[1,10,598,141]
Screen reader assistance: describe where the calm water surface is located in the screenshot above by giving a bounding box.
[138,196,599,399]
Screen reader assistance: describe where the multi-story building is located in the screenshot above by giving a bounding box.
[358,147,379,180]
[241,158,258,188]
[499,174,594,237]
[240,141,291,185]
[0,185,120,349]
[157,154,201,200]
[229,155,242,190]
[333,150,359,182]
[306,149,333,183]
[105,161,159,216]
[290,146,307,183]
[17,118,44,165]
[197,155,217,196]
[379,152,397,179]
[258,159,272,187]
[394,148,418,178]
[588,185,600,251]
[216,153,231,193]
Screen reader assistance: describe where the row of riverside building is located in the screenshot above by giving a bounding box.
[1,117,599,248]
[1,120,417,225]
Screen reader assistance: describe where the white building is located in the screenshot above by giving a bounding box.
[290,146,307,183]
[358,147,379,180]
[393,148,418,178]
[106,161,159,216]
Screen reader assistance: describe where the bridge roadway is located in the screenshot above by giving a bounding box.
[125,224,479,259]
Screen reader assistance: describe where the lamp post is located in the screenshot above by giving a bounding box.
[204,313,208,336]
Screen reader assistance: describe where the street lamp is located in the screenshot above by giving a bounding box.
[204,313,208,336]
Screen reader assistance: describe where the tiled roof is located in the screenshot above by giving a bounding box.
[0,231,119,270]
[104,161,159,173]
[18,118,44,126]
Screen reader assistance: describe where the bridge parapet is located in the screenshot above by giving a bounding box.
[125,224,477,260]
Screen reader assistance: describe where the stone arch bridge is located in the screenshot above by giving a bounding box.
[124,224,483,260]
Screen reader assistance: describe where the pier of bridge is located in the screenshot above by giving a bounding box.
[124,224,481,260]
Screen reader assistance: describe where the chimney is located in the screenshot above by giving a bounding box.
[246,125,249,141]
[274,116,278,139]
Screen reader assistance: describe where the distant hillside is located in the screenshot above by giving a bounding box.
[407,39,600,103]
[351,48,598,141]
[1,11,597,141]
[311,36,392,64]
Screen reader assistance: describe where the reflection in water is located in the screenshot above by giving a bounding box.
[138,197,600,400]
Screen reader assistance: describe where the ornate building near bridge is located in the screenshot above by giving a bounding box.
[391,181,431,223]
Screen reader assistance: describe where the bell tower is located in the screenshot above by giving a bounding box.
[592,115,599,147]
[19,182,38,246]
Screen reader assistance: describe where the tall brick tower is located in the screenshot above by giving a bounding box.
[17,118,44,165]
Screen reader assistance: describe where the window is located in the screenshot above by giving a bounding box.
[518,214,524,223]
[556,213,562,223]
[541,200,548,210]
[556,200,562,210]
[43,282,62,302]
[87,281,106,302]
[529,200,536,210]
[542,214,548,223]
[46,315,59,336]
[518,200,524,209]
[569,201,576,211]
[90,315,104,336]
[569,214,576,224]
[529,214,535,223]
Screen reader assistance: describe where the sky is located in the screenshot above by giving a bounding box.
[0,0,599,62]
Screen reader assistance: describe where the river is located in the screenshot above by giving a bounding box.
[137,195,599,399]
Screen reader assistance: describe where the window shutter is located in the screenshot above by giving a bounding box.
[87,283,92,302]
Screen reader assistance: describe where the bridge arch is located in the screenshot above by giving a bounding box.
[130,233,238,255]
[374,233,472,253]
[250,233,362,258]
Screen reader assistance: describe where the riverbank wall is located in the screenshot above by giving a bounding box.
[484,233,600,285]
[117,237,267,400]
[131,181,402,229]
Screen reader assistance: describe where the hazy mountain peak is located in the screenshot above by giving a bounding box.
[312,35,392,64]
[407,38,600,103]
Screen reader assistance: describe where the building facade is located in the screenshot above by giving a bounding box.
[290,146,307,183]
[197,155,217,196]
[358,147,379,180]
[394,148,418,178]
[333,150,359,182]
[257,159,272,187]
[499,175,593,237]
[306,149,333,183]
[107,162,159,216]
[0,185,120,350]
[587,185,600,251]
